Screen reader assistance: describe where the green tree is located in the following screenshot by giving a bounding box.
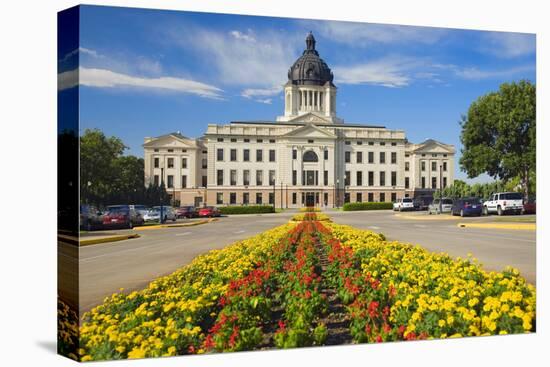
[459,80,536,199]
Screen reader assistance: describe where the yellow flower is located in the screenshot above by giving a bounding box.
[128,347,146,359]
[438,319,446,327]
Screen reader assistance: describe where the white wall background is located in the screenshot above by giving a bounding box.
[0,1,547,366]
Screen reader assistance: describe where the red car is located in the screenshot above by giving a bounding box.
[176,206,197,218]
[102,206,143,229]
[523,199,536,214]
[198,206,220,218]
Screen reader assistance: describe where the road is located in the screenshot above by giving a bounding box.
[59,210,536,315]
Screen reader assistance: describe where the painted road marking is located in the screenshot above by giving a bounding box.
[234,230,246,234]
[175,232,192,236]
[414,224,428,228]
[369,226,381,230]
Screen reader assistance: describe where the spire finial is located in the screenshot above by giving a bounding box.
[306,31,316,50]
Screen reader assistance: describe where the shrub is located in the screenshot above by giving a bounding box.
[219,205,275,215]
[342,202,393,211]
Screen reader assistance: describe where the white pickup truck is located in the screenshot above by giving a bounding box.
[482,192,523,216]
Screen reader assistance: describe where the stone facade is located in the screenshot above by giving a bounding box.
[143,33,455,208]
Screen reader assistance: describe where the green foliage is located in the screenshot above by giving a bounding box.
[219,205,275,215]
[460,80,536,199]
[342,202,393,211]
[433,178,532,201]
[80,128,169,206]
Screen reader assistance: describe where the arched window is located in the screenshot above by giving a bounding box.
[303,150,319,162]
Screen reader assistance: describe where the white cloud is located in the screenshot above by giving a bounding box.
[451,64,535,80]
[241,86,281,103]
[58,67,223,99]
[304,20,447,47]
[481,32,536,58]
[230,30,256,43]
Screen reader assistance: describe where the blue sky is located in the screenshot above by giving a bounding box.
[58,5,536,183]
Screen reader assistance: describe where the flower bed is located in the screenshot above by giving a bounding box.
[219,205,275,215]
[342,202,393,211]
[290,212,331,222]
[68,213,536,361]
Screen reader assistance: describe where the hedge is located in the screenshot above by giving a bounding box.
[219,205,275,215]
[342,202,393,211]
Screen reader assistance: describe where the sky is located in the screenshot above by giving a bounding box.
[58,5,536,183]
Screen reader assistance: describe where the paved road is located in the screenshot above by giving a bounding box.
[329,210,536,285]
[61,210,535,315]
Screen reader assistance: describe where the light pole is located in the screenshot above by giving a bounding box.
[439,164,443,214]
[280,181,283,210]
[285,184,288,209]
[332,184,335,208]
[336,179,340,208]
[160,162,165,224]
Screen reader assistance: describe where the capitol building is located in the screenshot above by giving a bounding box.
[143,32,455,208]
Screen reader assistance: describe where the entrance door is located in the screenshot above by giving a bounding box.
[305,192,315,207]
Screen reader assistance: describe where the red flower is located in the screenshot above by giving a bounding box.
[376,335,383,343]
[203,334,215,350]
[187,345,195,354]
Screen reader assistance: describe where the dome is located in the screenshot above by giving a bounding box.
[288,32,334,86]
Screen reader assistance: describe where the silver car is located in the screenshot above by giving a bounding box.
[428,198,454,214]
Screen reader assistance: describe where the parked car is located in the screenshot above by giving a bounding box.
[413,196,432,211]
[428,198,454,214]
[145,206,177,222]
[522,198,536,215]
[451,197,483,217]
[482,192,523,216]
[393,198,414,212]
[131,205,149,218]
[80,204,104,230]
[176,206,197,218]
[198,206,221,218]
[103,205,144,229]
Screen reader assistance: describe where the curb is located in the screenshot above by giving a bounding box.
[395,214,458,221]
[457,222,536,231]
[133,218,218,231]
[79,233,141,246]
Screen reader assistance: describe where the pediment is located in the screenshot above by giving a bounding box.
[287,112,332,124]
[143,134,198,149]
[413,140,455,154]
[283,124,336,139]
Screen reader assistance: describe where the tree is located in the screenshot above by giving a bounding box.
[459,80,536,199]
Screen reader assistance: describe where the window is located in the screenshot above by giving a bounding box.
[292,170,297,185]
[368,193,374,202]
[167,149,174,153]
[391,192,397,202]
[391,171,397,186]
[202,150,207,154]
[357,193,363,203]
[154,157,159,168]
[405,162,410,171]
[230,192,236,205]
[324,170,329,186]
[443,161,448,171]
[256,170,263,186]
[304,170,318,186]
[269,170,276,186]
[230,149,237,162]
[443,177,448,188]
[216,192,223,205]
[292,149,297,159]
[345,171,350,186]
[357,171,363,186]
[202,158,207,169]
[243,170,250,186]
[217,170,224,186]
[180,158,187,169]
[154,149,159,152]
[231,138,237,143]
[308,139,314,144]
[380,171,386,186]
[230,170,237,186]
[256,149,263,162]
[269,139,275,143]
[421,177,426,189]
[368,171,374,186]
[269,192,275,204]
[391,142,397,146]
[391,152,397,164]
[217,138,224,142]
[405,154,410,158]
[167,175,174,188]
[182,175,187,188]
[345,151,351,163]
[345,141,351,145]
[243,149,250,162]
[269,149,276,162]
[368,152,374,164]
[357,151,363,163]
[422,154,426,157]
[380,152,386,164]
[244,138,250,143]
[421,161,426,171]
[324,192,328,205]
[324,150,328,160]
[432,154,437,157]
[202,176,207,187]
[344,193,350,203]
[217,148,224,161]
[303,150,318,162]
[257,139,263,143]
[432,161,437,171]
[432,177,437,189]
[380,142,386,146]
[154,175,159,186]
[380,193,386,202]
[256,193,262,204]
[357,141,363,145]
[167,158,174,168]
[443,154,447,157]
[243,192,249,205]
[405,177,410,189]
[368,141,374,146]
[292,192,297,204]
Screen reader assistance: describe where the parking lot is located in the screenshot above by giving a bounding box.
[61,209,536,315]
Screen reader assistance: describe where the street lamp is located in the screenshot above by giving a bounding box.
[280,181,284,210]
[160,161,165,224]
[272,182,276,212]
[336,178,340,208]
[439,164,443,214]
